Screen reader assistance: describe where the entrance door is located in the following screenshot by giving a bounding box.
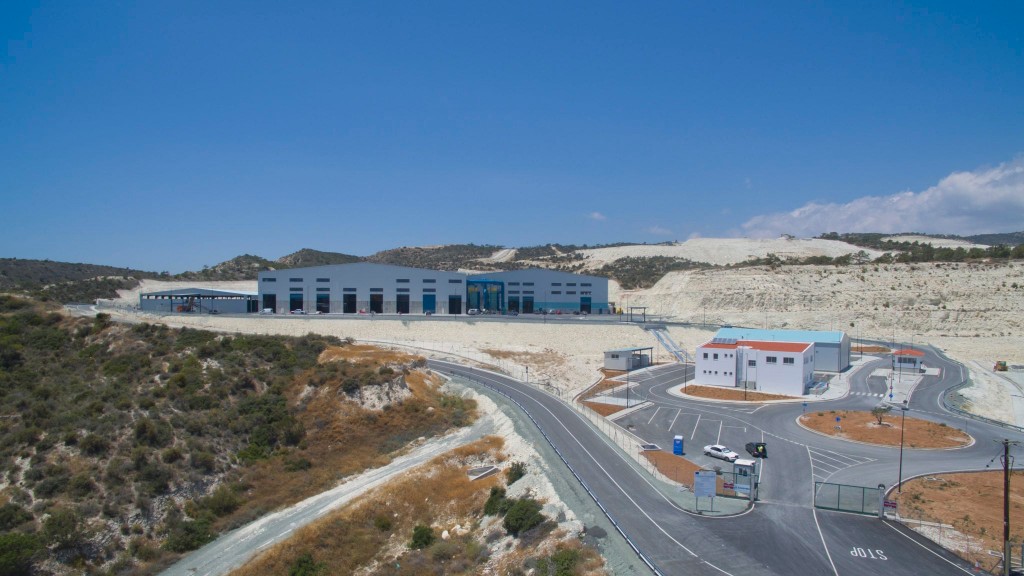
[316,293,330,314]
[522,296,534,314]
[289,293,303,312]
[448,295,462,315]
[370,294,383,313]
[262,294,277,312]
[580,296,592,314]
[343,294,356,313]
[422,294,436,314]
[507,297,520,313]
[396,294,410,314]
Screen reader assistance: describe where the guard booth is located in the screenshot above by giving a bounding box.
[733,459,758,501]
[603,347,654,371]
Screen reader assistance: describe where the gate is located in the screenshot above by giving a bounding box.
[814,482,882,515]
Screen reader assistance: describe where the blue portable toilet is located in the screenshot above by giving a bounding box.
[673,435,684,455]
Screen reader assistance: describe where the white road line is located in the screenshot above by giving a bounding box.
[807,445,840,576]
[668,408,681,431]
[881,521,973,574]
[691,414,701,440]
[716,420,723,444]
[647,407,661,425]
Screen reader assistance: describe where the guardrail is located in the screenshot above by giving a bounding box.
[934,348,1024,433]
[433,361,666,576]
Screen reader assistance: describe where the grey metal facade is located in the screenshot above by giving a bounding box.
[256,263,611,315]
[467,269,611,314]
[713,328,851,372]
[258,263,467,314]
[139,288,258,314]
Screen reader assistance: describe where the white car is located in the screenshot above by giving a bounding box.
[290,309,307,315]
[467,308,481,315]
[703,444,739,462]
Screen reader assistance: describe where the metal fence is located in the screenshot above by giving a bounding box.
[813,481,881,515]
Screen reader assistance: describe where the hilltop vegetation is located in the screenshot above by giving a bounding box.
[0,296,473,575]
[366,244,503,270]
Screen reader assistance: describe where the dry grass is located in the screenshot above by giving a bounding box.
[576,369,631,416]
[213,364,476,534]
[854,345,891,354]
[681,384,797,402]
[799,410,971,448]
[319,343,423,364]
[230,436,505,576]
[892,471,1024,572]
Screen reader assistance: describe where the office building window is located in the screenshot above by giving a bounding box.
[262,278,276,282]
[289,278,303,282]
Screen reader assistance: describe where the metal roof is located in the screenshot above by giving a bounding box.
[141,288,258,297]
[605,347,654,353]
[714,327,845,344]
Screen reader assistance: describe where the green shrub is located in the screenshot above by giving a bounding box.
[162,518,213,553]
[0,504,33,531]
[483,486,508,516]
[289,552,324,576]
[410,525,435,549]
[0,532,42,575]
[503,498,544,536]
[507,461,527,485]
[43,508,83,547]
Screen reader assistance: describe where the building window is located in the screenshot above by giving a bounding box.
[449,279,463,284]
[567,291,576,295]
[713,353,718,360]
[703,353,708,359]
[370,288,383,293]
[784,357,795,365]
[508,282,520,286]
[524,282,534,286]
[748,360,756,367]
[397,288,409,293]
[766,356,777,364]
[524,290,534,294]
[290,288,303,292]
[423,288,435,293]
[582,291,591,295]
[509,291,520,295]
[423,279,436,284]
[289,278,303,282]
[551,283,562,286]
[262,278,276,282]
[316,287,330,292]
[343,288,356,292]
[567,283,576,286]
[551,291,561,295]
[316,278,330,283]
[581,283,592,287]
[396,279,410,283]
[611,354,619,359]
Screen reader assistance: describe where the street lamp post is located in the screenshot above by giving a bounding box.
[898,400,908,492]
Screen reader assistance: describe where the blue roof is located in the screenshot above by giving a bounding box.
[714,327,845,344]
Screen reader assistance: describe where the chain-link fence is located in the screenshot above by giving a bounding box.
[813,481,881,515]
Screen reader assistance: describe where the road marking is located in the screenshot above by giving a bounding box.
[808,446,840,576]
[647,407,661,425]
[717,420,723,444]
[448,362,737,575]
[668,408,681,431]
[881,521,973,574]
[691,414,701,439]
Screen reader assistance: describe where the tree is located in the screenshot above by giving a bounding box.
[43,508,83,548]
[503,498,545,536]
[410,525,435,549]
[0,533,42,576]
[871,405,892,425]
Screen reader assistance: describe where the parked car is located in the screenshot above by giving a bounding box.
[290,309,307,315]
[260,308,275,315]
[745,442,767,458]
[467,308,481,315]
[703,444,740,462]
[208,309,220,315]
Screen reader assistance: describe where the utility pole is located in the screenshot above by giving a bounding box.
[1002,438,1015,576]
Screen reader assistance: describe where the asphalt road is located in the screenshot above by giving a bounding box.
[431,349,1013,575]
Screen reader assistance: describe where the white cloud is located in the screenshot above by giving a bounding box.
[588,211,607,221]
[741,157,1024,238]
[647,225,673,236]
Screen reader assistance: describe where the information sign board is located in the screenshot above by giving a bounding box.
[694,470,716,499]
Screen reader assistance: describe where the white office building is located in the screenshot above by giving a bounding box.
[696,338,815,396]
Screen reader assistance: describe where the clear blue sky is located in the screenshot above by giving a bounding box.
[2,1,1022,272]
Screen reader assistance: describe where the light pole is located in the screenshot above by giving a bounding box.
[897,400,908,492]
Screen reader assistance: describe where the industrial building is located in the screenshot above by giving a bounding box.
[139,288,259,314]
[696,338,815,396]
[712,327,850,372]
[256,263,611,315]
[603,347,654,371]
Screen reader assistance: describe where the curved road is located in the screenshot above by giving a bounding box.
[431,345,1021,575]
